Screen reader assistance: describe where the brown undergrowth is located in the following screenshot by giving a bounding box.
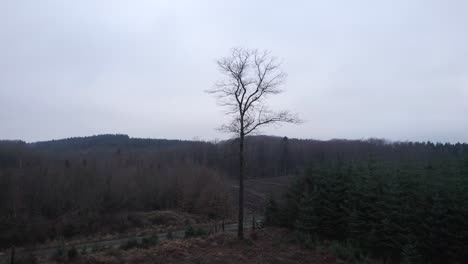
[71,227,339,264]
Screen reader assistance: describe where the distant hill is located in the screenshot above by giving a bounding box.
[28,134,197,153]
[1,134,467,178]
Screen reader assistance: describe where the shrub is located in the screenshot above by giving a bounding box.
[401,240,422,264]
[184,226,195,238]
[53,246,65,262]
[295,232,318,249]
[141,235,159,248]
[17,253,38,264]
[105,248,122,257]
[184,225,207,238]
[194,256,204,264]
[67,247,79,260]
[264,197,280,226]
[329,240,363,263]
[166,231,174,240]
[121,238,140,250]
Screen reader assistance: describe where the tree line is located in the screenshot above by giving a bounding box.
[1,134,467,254]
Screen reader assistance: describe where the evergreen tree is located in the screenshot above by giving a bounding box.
[295,193,318,235]
[401,237,422,264]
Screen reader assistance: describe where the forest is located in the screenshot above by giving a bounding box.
[0,134,467,263]
[264,140,468,263]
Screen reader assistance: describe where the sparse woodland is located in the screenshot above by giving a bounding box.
[0,135,233,248]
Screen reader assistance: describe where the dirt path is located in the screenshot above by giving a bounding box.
[0,217,261,264]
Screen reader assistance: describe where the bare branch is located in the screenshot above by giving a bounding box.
[244,110,302,136]
[207,47,301,137]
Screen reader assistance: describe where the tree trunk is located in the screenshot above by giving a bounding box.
[238,133,245,239]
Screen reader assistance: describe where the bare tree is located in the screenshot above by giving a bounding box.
[208,48,301,239]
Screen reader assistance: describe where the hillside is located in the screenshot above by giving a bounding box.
[1,135,467,262]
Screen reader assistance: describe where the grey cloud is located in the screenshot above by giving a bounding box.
[1,0,467,142]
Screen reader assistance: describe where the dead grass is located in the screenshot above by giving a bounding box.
[26,210,206,250]
[70,228,339,264]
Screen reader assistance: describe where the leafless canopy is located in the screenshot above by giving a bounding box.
[208,48,301,136]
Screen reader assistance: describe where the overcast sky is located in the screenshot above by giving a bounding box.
[1,0,467,143]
